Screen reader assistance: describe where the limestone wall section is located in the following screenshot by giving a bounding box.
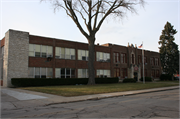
[3,30,29,87]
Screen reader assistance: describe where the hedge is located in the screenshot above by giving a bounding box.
[140,77,152,82]
[160,74,173,81]
[123,78,136,83]
[11,77,119,87]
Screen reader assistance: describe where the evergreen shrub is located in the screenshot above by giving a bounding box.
[140,77,152,82]
[160,74,172,80]
[11,77,119,87]
[123,78,136,83]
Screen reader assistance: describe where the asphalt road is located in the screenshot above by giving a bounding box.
[1,89,179,118]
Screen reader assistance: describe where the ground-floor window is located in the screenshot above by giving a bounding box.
[28,67,53,78]
[122,68,127,78]
[78,69,88,78]
[114,68,120,77]
[55,68,75,78]
[156,70,159,78]
[97,69,110,78]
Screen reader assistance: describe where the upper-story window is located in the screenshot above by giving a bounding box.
[55,47,75,60]
[29,44,53,57]
[121,53,127,63]
[150,57,154,65]
[155,58,159,66]
[131,54,135,64]
[96,52,110,62]
[114,52,120,63]
[78,50,88,61]
[144,56,147,64]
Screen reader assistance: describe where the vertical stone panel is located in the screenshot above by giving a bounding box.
[3,30,29,87]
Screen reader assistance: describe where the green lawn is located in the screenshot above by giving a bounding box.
[19,81,179,97]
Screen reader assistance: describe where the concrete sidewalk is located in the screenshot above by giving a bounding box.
[1,86,179,110]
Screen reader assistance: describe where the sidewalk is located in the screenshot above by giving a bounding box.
[1,86,179,110]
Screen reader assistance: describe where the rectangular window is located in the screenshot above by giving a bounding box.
[28,67,34,78]
[78,50,88,61]
[155,58,159,66]
[144,56,147,64]
[35,67,40,78]
[71,49,75,60]
[29,44,34,56]
[55,47,60,58]
[66,68,71,78]
[122,68,127,78]
[65,48,70,59]
[47,68,53,78]
[47,46,53,57]
[97,52,110,62]
[121,53,127,63]
[156,70,159,77]
[61,68,66,78]
[60,48,65,59]
[41,45,47,58]
[35,45,41,57]
[78,69,88,78]
[132,54,134,64]
[114,52,120,63]
[55,68,60,78]
[150,58,154,65]
[96,69,110,77]
[41,68,46,78]
[71,69,76,78]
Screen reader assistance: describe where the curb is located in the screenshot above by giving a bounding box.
[45,86,179,106]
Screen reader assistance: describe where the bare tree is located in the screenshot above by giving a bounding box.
[41,0,145,85]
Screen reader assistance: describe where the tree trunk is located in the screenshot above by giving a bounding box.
[87,37,95,85]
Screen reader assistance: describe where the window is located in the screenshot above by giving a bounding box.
[29,44,53,58]
[47,46,53,57]
[41,68,46,78]
[29,44,34,56]
[35,45,41,57]
[97,52,110,62]
[47,68,53,78]
[114,52,119,63]
[78,50,88,61]
[55,47,75,60]
[35,67,40,78]
[150,58,154,65]
[155,58,159,66]
[156,70,159,77]
[78,69,88,78]
[151,69,155,77]
[97,69,110,78]
[131,54,135,64]
[121,53,127,63]
[144,56,147,64]
[41,45,47,58]
[55,68,76,78]
[28,67,53,78]
[122,68,127,78]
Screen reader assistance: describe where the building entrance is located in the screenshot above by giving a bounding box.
[134,72,138,81]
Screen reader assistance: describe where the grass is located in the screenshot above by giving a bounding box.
[19,81,179,97]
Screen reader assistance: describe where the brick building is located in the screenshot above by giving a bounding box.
[0,29,161,87]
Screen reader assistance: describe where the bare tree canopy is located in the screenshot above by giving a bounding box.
[41,0,145,85]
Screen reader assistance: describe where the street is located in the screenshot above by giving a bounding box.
[1,89,179,118]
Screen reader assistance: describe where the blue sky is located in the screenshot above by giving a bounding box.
[0,0,179,52]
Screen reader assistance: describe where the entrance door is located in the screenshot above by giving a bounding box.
[134,72,138,81]
[114,68,120,77]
